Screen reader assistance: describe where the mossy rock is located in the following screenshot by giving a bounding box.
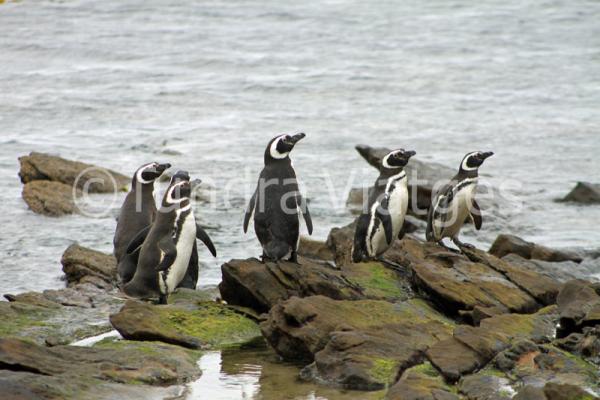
[344,262,411,301]
[110,300,261,350]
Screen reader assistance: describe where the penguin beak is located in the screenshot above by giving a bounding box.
[290,133,306,144]
[481,151,494,160]
[190,178,202,190]
[405,150,417,158]
[156,163,171,174]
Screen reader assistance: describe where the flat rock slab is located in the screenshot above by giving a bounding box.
[21,180,78,216]
[386,237,543,316]
[19,152,129,193]
[489,234,583,263]
[426,306,558,382]
[61,244,117,287]
[262,295,454,390]
[0,338,200,400]
[219,257,411,314]
[110,300,261,349]
[2,284,124,346]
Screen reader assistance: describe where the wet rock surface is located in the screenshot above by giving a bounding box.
[61,244,117,288]
[18,152,129,216]
[21,180,78,216]
[560,182,600,204]
[110,298,261,350]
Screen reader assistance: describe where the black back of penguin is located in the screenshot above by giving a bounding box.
[244,133,313,262]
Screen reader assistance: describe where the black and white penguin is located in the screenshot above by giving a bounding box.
[352,149,416,263]
[243,133,313,263]
[426,151,494,250]
[114,162,170,282]
[123,171,217,304]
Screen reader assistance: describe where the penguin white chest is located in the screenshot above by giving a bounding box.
[367,178,408,257]
[388,180,409,236]
[441,183,477,238]
[160,214,196,294]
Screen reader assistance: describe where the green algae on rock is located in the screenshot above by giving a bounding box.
[110,300,261,350]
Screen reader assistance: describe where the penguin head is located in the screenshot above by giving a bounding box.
[163,170,192,205]
[134,162,171,185]
[460,151,494,172]
[264,133,306,163]
[381,149,416,169]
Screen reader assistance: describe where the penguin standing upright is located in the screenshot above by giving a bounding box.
[352,148,416,262]
[114,162,170,282]
[243,133,313,263]
[426,151,494,250]
[123,171,217,304]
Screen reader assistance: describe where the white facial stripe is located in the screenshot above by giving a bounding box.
[461,152,479,171]
[166,181,189,204]
[136,163,157,184]
[269,135,289,159]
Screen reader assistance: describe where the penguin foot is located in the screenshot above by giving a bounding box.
[157,294,168,305]
[287,252,300,264]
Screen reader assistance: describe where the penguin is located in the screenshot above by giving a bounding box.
[352,149,416,263]
[114,162,170,283]
[426,151,494,251]
[243,133,313,263]
[123,171,217,304]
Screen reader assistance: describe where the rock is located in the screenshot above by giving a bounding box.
[110,300,260,349]
[262,296,454,390]
[542,382,599,400]
[21,181,78,216]
[502,254,599,284]
[61,244,117,287]
[298,236,335,262]
[219,257,410,314]
[556,280,600,334]
[387,237,540,316]
[494,341,599,398]
[489,234,583,264]
[427,306,558,382]
[560,182,600,204]
[18,152,129,193]
[385,362,459,400]
[0,337,201,399]
[462,247,562,306]
[513,385,548,400]
[555,327,600,365]
[459,370,516,400]
[1,285,123,345]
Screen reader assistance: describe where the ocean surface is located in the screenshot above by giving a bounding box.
[1,0,599,297]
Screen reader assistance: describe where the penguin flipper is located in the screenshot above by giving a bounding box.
[296,193,313,235]
[243,189,258,233]
[196,223,217,257]
[156,237,177,271]
[125,225,152,254]
[470,199,483,230]
[376,194,393,245]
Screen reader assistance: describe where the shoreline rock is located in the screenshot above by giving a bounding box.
[490,234,583,264]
